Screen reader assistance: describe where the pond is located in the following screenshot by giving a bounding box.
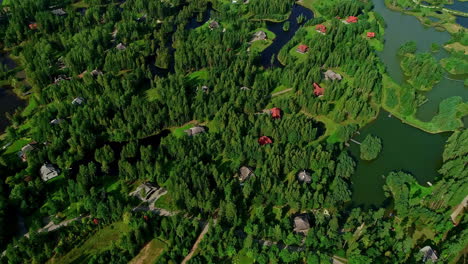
[0,53,25,134]
[350,0,466,207]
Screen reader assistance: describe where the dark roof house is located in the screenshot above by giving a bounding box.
[40,163,60,181]
[18,142,37,162]
[293,214,310,234]
[297,170,312,183]
[251,31,267,42]
[185,126,206,136]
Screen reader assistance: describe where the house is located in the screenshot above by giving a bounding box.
[251,31,267,42]
[197,85,209,93]
[270,108,281,119]
[28,23,38,30]
[239,166,255,182]
[72,97,84,105]
[367,32,376,38]
[116,43,126,50]
[50,118,63,125]
[185,126,206,136]
[54,75,70,84]
[91,69,103,76]
[51,8,67,16]
[240,86,251,91]
[130,182,158,201]
[420,246,438,263]
[297,170,312,183]
[324,70,342,81]
[40,163,60,181]
[293,214,310,234]
[18,142,37,162]
[316,24,327,34]
[296,44,309,54]
[209,20,220,29]
[258,136,272,146]
[313,83,324,97]
[345,16,358,23]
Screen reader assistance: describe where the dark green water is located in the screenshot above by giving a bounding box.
[350,0,466,207]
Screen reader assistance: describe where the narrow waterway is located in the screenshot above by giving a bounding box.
[261,5,314,68]
[350,0,466,207]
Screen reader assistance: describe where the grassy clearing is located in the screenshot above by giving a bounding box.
[3,138,30,154]
[129,239,167,264]
[172,124,194,138]
[49,221,130,264]
[154,192,178,211]
[71,0,89,8]
[444,42,468,55]
[233,254,255,264]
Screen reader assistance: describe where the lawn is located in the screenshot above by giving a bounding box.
[129,239,167,264]
[48,221,130,264]
[233,254,255,264]
[172,124,194,138]
[3,138,30,155]
[186,69,209,85]
[154,192,178,211]
[249,28,276,53]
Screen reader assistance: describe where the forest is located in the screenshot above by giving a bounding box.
[0,0,466,263]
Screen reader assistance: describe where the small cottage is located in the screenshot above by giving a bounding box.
[116,43,126,50]
[420,246,438,263]
[316,24,327,34]
[18,142,37,162]
[239,166,255,182]
[50,118,63,125]
[51,8,67,16]
[258,136,272,146]
[367,32,376,38]
[40,163,60,181]
[270,108,281,119]
[130,182,158,202]
[72,97,84,105]
[293,214,310,234]
[297,170,312,183]
[324,70,342,81]
[91,69,103,76]
[251,31,267,42]
[240,86,251,91]
[296,44,309,54]
[185,126,206,136]
[313,83,324,97]
[209,20,220,29]
[345,16,358,23]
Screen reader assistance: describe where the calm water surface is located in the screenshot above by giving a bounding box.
[0,54,25,133]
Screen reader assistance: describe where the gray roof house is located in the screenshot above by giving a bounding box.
[72,97,84,105]
[40,163,60,181]
[324,70,342,81]
[209,20,220,29]
[297,170,312,184]
[251,31,267,42]
[50,118,63,125]
[420,246,438,263]
[239,166,255,182]
[293,214,310,234]
[90,69,103,76]
[116,43,126,50]
[51,8,67,16]
[18,142,37,162]
[185,126,206,136]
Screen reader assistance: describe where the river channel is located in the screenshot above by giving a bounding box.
[350,0,466,207]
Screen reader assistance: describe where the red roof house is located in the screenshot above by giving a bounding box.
[313,82,324,96]
[270,108,281,119]
[258,136,272,146]
[316,24,327,34]
[93,218,99,225]
[296,44,309,54]
[28,23,38,30]
[346,16,358,23]
[367,32,376,38]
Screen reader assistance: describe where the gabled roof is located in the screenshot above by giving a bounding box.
[316,24,327,33]
[29,23,38,30]
[51,8,67,16]
[313,83,324,96]
[367,32,376,38]
[239,166,254,182]
[324,70,342,81]
[116,43,126,50]
[270,108,281,119]
[185,126,206,136]
[209,20,220,29]
[40,163,60,181]
[346,16,358,23]
[258,136,272,145]
[72,97,84,105]
[297,170,312,183]
[420,246,438,263]
[297,44,309,53]
[293,215,310,233]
